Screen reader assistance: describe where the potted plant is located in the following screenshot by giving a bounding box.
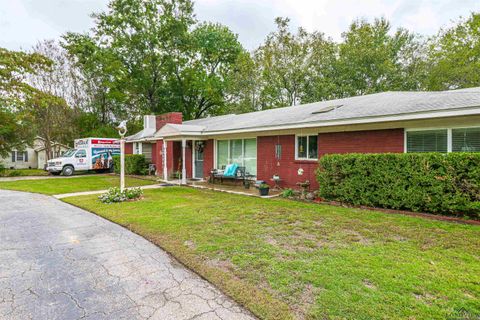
[258,183,270,196]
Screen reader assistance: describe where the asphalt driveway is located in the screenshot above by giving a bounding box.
[0,190,254,320]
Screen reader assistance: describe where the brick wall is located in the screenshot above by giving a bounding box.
[155,140,163,176]
[257,129,404,190]
[203,139,214,178]
[125,142,133,154]
[156,112,182,129]
[257,135,320,190]
[318,129,404,156]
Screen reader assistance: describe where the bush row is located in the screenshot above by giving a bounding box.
[112,154,148,175]
[317,153,480,218]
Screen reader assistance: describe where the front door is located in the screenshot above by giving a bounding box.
[194,141,204,179]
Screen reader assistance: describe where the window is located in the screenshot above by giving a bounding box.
[406,130,448,153]
[75,149,87,158]
[406,127,480,153]
[142,143,152,162]
[194,141,204,161]
[452,127,480,152]
[216,139,257,176]
[296,135,318,160]
[134,142,142,155]
[11,151,27,162]
[16,151,25,161]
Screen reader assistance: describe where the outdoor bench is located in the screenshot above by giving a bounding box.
[211,165,246,185]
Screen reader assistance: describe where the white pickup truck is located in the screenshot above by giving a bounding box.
[46,138,120,176]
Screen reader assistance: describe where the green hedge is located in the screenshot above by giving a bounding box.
[113,154,148,175]
[317,153,480,218]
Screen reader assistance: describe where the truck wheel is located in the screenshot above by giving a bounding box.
[62,165,74,176]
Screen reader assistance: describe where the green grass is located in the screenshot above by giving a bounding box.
[63,187,480,320]
[0,168,49,177]
[0,175,155,195]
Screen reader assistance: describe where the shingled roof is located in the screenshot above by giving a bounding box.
[127,87,480,140]
[184,88,480,133]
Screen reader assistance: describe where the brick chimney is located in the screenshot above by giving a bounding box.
[155,112,183,130]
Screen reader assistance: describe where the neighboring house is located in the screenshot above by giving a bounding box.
[125,88,480,189]
[1,137,70,169]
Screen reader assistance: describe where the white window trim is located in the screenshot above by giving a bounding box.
[404,125,480,153]
[214,138,257,175]
[295,134,318,161]
[133,142,142,155]
[192,140,207,180]
[13,150,27,162]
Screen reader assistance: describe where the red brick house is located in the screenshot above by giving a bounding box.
[125,88,480,189]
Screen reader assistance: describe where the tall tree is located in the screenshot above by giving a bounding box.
[253,17,336,109]
[64,0,195,118]
[168,22,245,119]
[335,18,425,97]
[224,51,260,114]
[31,40,89,110]
[0,47,51,157]
[24,92,75,161]
[426,13,480,90]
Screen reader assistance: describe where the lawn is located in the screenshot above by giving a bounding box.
[64,187,480,320]
[0,168,49,177]
[0,175,155,195]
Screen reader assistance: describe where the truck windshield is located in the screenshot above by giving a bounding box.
[62,149,77,157]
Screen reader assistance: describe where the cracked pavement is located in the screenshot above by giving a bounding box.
[0,190,255,320]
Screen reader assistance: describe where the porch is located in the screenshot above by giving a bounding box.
[158,123,258,186]
[161,177,282,198]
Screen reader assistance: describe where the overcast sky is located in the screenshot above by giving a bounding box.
[1,0,479,51]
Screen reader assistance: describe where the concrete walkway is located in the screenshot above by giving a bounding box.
[0,190,255,320]
[53,184,164,199]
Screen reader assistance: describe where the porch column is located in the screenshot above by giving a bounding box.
[163,140,168,181]
[181,138,187,185]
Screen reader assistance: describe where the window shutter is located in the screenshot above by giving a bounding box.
[24,151,28,162]
[406,130,448,153]
[452,127,480,152]
[11,151,15,162]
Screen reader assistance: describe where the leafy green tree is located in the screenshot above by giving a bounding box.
[64,0,195,118]
[0,47,51,156]
[223,51,260,114]
[24,92,75,160]
[63,32,130,124]
[168,22,245,119]
[253,17,336,109]
[335,18,425,96]
[65,0,244,120]
[426,13,480,90]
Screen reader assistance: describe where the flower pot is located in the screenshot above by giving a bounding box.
[259,187,270,196]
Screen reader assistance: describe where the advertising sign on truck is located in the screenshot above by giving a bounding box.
[46,138,120,176]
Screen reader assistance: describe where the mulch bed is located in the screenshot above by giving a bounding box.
[313,199,480,226]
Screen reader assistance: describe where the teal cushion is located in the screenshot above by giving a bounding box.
[223,163,238,177]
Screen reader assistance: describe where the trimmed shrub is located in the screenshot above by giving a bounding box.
[7,170,22,177]
[317,153,480,218]
[113,154,148,175]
